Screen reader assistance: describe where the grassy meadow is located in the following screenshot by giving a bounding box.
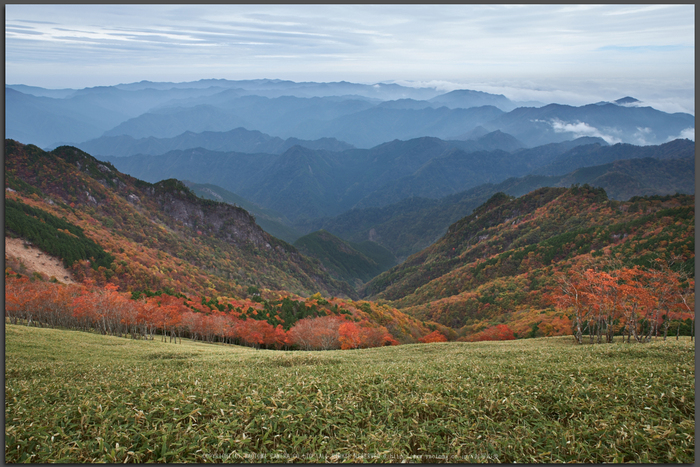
[5,324,695,463]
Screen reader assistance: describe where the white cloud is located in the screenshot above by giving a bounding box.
[390,78,695,115]
[668,128,695,142]
[4,3,695,116]
[633,127,653,145]
[548,118,622,144]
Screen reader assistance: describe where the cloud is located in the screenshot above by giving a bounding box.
[596,45,692,53]
[4,3,696,102]
[632,127,653,145]
[602,5,677,16]
[547,118,622,144]
[668,128,695,142]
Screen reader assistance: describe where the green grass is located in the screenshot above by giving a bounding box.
[5,324,694,463]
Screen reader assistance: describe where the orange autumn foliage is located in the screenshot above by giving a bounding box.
[467,324,515,342]
[418,330,448,343]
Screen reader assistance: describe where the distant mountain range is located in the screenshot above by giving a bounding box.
[4,77,696,342]
[101,135,693,225]
[97,132,694,266]
[77,128,355,158]
[5,77,695,295]
[479,102,694,147]
[4,137,694,341]
[6,79,694,149]
[311,150,694,261]
[183,147,695,267]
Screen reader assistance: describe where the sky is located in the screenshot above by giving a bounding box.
[5,4,695,113]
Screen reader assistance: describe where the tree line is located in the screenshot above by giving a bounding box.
[552,256,694,344]
[4,274,401,351]
[5,198,114,270]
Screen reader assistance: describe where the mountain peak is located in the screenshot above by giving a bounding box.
[474,130,524,152]
[429,89,515,111]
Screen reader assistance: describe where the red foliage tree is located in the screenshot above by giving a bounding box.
[419,330,448,343]
[471,324,515,342]
[339,321,362,349]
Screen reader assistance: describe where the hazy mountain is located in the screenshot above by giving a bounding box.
[8,80,694,152]
[63,85,228,118]
[114,78,444,100]
[352,148,520,209]
[375,99,435,110]
[6,85,237,147]
[349,136,617,210]
[5,87,128,147]
[615,96,641,106]
[482,103,694,147]
[429,89,517,111]
[76,127,354,158]
[182,181,303,244]
[101,96,504,148]
[504,136,610,171]
[6,84,77,99]
[103,137,500,220]
[100,95,692,149]
[532,138,695,176]
[466,130,524,152]
[103,136,693,225]
[309,149,694,261]
[265,105,507,148]
[553,157,695,201]
[102,147,280,193]
[103,95,376,140]
[102,104,250,139]
[293,230,397,286]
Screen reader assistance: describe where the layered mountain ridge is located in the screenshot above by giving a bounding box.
[4,77,695,340]
[6,79,694,150]
[103,136,694,227]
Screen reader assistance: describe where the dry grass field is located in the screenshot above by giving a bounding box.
[5,324,694,463]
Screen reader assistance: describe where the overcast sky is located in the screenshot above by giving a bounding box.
[5,4,695,113]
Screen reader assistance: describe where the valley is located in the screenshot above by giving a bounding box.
[5,78,695,347]
[5,3,696,462]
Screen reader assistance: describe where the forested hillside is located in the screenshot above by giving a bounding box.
[293,230,397,285]
[183,181,302,244]
[362,186,694,340]
[5,139,450,347]
[5,139,353,299]
[306,146,694,261]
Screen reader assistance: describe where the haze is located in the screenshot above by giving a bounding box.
[5,4,695,114]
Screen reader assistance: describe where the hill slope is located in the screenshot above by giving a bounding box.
[361,186,694,336]
[182,181,302,244]
[309,150,694,261]
[4,139,355,299]
[293,230,397,286]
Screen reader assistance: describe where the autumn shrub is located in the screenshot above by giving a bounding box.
[467,323,516,342]
[418,330,448,343]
